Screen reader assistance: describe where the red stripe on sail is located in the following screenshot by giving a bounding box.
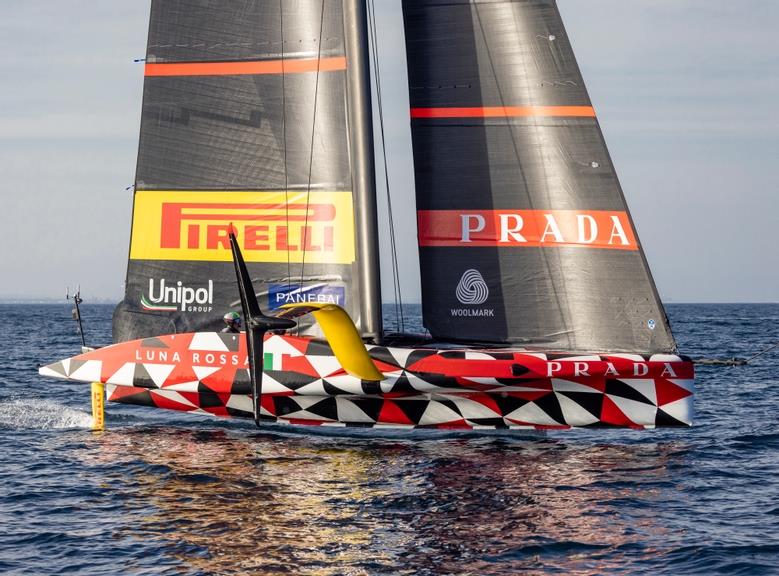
[410,106,596,119]
[145,56,347,77]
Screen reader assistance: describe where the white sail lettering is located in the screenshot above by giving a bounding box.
[577,214,598,244]
[604,362,619,376]
[608,216,630,246]
[634,363,649,377]
[540,214,564,243]
[148,279,164,303]
[499,214,526,243]
[461,214,486,242]
[180,287,196,311]
[195,288,208,304]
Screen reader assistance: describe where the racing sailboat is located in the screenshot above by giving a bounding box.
[40,0,694,430]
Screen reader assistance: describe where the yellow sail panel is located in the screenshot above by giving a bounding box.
[129,190,356,264]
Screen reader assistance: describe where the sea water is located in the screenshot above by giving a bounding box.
[0,303,777,575]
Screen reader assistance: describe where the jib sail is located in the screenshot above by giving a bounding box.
[402,0,676,353]
[113,0,368,342]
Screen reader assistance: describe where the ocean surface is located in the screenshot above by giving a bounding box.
[0,303,777,575]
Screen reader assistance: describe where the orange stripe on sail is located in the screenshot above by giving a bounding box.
[410,106,596,119]
[145,56,347,77]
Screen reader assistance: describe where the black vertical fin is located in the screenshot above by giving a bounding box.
[229,229,296,427]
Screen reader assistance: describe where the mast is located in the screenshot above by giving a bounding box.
[343,0,383,343]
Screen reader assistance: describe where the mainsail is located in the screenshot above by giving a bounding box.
[113,0,372,342]
[402,0,676,353]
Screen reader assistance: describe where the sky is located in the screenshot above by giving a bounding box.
[0,1,776,303]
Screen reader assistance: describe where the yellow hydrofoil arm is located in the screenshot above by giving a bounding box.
[277,303,384,382]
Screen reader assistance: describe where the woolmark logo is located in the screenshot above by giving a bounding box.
[141,279,214,313]
[455,269,489,305]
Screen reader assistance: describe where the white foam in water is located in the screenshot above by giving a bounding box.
[0,398,93,430]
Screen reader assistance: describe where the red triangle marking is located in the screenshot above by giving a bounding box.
[108,385,146,401]
[261,395,276,416]
[151,392,196,412]
[434,419,470,429]
[377,401,414,425]
[655,380,693,406]
[601,395,636,426]
[462,393,502,414]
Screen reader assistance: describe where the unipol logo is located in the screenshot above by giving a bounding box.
[455,269,489,305]
[141,279,214,313]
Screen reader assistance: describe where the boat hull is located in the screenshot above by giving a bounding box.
[39,332,694,430]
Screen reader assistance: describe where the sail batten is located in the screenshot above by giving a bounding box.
[402,0,676,354]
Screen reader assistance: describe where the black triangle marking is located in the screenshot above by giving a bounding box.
[655,408,689,427]
[322,380,352,396]
[217,333,241,352]
[533,392,566,425]
[114,390,156,409]
[439,351,467,360]
[493,394,531,416]
[266,370,318,389]
[274,396,303,417]
[396,398,430,425]
[557,391,604,419]
[67,359,86,377]
[389,373,417,393]
[306,398,339,421]
[227,405,253,419]
[230,370,251,395]
[438,399,463,417]
[467,417,508,428]
[197,391,226,409]
[404,349,438,370]
[409,372,461,389]
[45,362,68,377]
[351,397,384,422]
[141,337,169,349]
[133,364,155,389]
[368,347,400,368]
[305,339,334,357]
[605,379,655,405]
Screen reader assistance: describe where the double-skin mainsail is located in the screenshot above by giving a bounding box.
[113,0,382,343]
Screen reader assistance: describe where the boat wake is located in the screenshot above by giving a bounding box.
[0,398,93,430]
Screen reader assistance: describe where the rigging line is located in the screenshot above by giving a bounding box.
[746,342,778,363]
[472,5,570,345]
[297,0,327,334]
[280,0,291,291]
[368,0,405,332]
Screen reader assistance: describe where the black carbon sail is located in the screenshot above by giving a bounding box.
[113,0,373,342]
[402,0,676,353]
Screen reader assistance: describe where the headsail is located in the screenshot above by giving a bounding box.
[113,0,366,342]
[402,0,676,353]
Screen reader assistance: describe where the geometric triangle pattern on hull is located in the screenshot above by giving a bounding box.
[42,332,694,429]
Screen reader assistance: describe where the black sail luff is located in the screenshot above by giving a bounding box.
[402,0,676,353]
[114,0,364,342]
